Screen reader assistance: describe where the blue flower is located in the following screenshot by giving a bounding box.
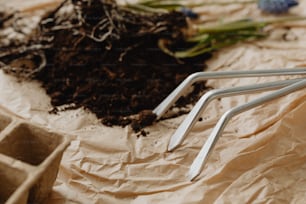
[258,0,298,13]
[180,7,199,19]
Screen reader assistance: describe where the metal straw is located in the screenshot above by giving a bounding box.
[168,78,304,151]
[188,78,306,181]
[153,68,306,119]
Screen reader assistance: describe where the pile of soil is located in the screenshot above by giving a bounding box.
[0,0,210,131]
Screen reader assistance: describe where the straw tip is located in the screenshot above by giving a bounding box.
[188,167,200,181]
[167,134,180,151]
[167,141,177,152]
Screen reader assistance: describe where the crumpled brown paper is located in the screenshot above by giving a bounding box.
[1,0,306,203]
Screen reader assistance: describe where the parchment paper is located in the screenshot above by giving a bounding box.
[1,0,306,203]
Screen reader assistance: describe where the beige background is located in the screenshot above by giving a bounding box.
[1,0,306,203]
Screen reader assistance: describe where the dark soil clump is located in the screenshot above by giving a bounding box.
[0,0,210,131]
[0,9,14,27]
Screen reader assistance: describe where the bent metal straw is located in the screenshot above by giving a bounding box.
[153,68,306,180]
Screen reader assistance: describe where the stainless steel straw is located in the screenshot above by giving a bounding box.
[168,78,303,152]
[189,78,306,180]
[153,68,306,118]
[153,68,306,180]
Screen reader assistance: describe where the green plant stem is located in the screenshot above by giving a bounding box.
[131,1,306,59]
[160,16,306,58]
[196,16,306,34]
[138,0,257,8]
[124,3,168,13]
[130,0,257,13]
[188,0,257,7]
[174,34,262,58]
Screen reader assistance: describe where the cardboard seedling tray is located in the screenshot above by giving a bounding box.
[0,107,70,204]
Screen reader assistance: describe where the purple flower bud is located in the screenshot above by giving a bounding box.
[258,0,298,13]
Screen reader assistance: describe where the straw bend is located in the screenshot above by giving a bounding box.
[188,78,306,181]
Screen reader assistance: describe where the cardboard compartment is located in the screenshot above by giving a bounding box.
[0,113,11,132]
[0,116,70,203]
[0,123,63,166]
[28,152,64,203]
[0,161,28,204]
